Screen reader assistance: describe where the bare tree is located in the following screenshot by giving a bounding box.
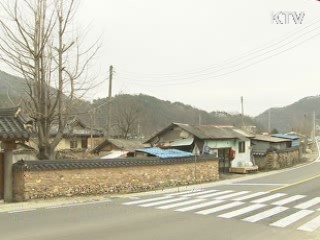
[112,98,140,139]
[0,0,99,159]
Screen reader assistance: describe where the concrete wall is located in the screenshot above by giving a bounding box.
[254,148,301,170]
[13,156,219,202]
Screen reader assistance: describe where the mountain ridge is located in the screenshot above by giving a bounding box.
[1,69,318,137]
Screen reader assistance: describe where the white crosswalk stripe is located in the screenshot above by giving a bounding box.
[298,214,320,232]
[175,200,225,212]
[168,189,201,196]
[140,197,188,207]
[157,198,205,210]
[232,192,268,201]
[214,191,250,200]
[123,189,320,232]
[123,195,172,205]
[270,210,314,228]
[196,201,244,215]
[218,204,266,219]
[251,193,287,203]
[197,190,235,198]
[271,195,306,206]
[243,206,288,223]
[182,190,219,197]
[295,197,320,209]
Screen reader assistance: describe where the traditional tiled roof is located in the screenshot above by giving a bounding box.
[50,117,104,138]
[13,155,217,172]
[0,107,29,141]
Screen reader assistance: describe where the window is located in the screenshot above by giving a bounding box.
[70,140,78,149]
[238,141,245,153]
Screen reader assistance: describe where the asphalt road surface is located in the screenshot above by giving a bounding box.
[2,161,320,240]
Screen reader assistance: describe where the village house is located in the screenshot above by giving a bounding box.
[144,122,257,173]
[271,134,301,148]
[28,117,104,159]
[0,107,30,202]
[51,117,104,151]
[251,134,292,156]
[92,138,147,158]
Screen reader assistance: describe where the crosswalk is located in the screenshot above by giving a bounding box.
[123,189,320,233]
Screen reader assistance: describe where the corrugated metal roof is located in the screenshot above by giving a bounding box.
[136,148,193,159]
[0,107,29,141]
[152,123,252,141]
[108,139,146,151]
[101,150,128,159]
[253,135,291,143]
[272,134,300,140]
[165,138,194,147]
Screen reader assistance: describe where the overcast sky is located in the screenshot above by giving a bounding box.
[4,0,320,116]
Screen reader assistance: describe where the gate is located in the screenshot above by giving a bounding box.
[218,148,231,174]
[0,153,3,200]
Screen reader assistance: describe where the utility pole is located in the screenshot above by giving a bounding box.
[313,111,316,141]
[240,96,244,116]
[194,145,198,184]
[268,109,271,133]
[107,65,113,138]
[90,108,96,149]
[240,96,244,127]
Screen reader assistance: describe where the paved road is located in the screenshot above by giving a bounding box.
[2,161,320,240]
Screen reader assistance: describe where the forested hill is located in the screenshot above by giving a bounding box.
[81,94,261,138]
[0,70,261,138]
[255,96,320,135]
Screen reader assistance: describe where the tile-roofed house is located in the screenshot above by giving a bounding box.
[0,107,29,141]
[47,117,104,151]
[145,122,257,173]
[50,117,103,138]
[0,107,30,202]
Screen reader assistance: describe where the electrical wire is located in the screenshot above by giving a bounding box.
[116,25,320,87]
[116,17,320,84]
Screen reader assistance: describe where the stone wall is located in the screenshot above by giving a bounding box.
[254,148,301,170]
[13,156,219,202]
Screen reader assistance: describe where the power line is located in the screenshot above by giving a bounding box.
[116,24,320,87]
[119,16,320,79]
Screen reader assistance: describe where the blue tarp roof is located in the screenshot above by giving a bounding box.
[272,134,300,140]
[136,148,193,159]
